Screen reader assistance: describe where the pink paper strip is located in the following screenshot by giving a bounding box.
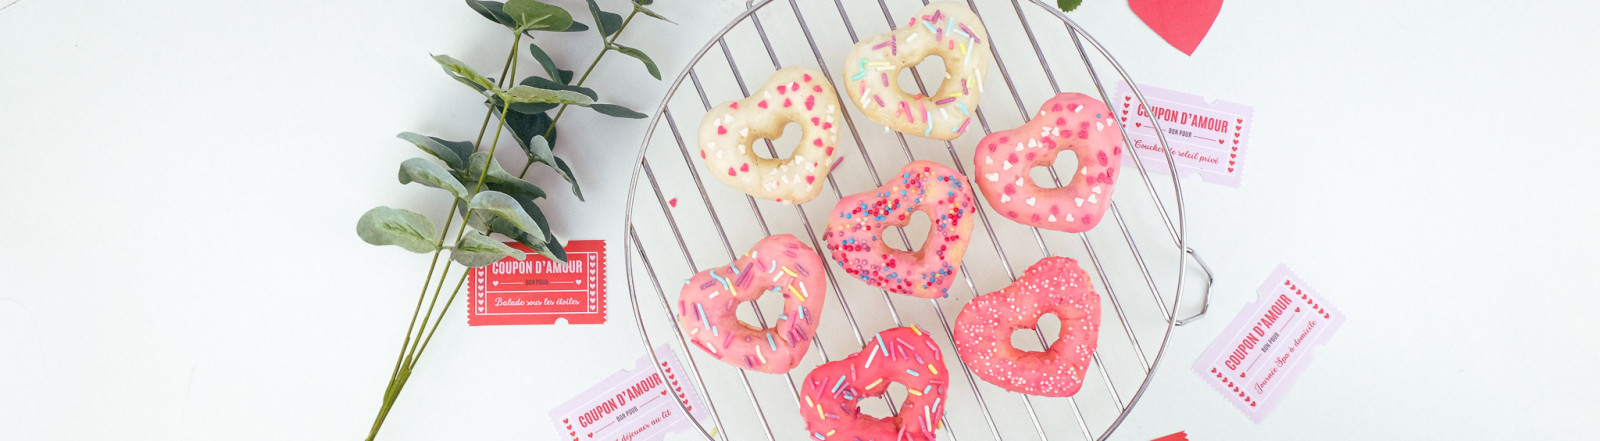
[548,345,710,441]
[1114,82,1253,187]
[1193,265,1343,422]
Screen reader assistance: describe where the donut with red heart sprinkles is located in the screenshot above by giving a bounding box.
[677,234,827,374]
[954,256,1101,396]
[698,67,842,204]
[799,326,948,441]
[822,160,976,298]
[973,93,1123,233]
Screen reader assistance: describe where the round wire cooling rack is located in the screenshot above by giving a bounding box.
[621,0,1216,440]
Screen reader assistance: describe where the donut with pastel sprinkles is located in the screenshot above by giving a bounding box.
[973,93,1123,233]
[822,160,976,298]
[698,67,843,204]
[799,326,948,441]
[677,234,827,374]
[843,2,989,140]
[954,256,1101,397]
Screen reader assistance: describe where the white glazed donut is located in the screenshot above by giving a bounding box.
[697,67,842,204]
[843,1,990,140]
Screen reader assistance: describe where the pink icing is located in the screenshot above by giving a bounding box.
[822,161,976,299]
[677,234,827,374]
[954,257,1101,397]
[799,327,948,441]
[973,93,1124,233]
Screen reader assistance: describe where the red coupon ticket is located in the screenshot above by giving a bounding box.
[1193,265,1343,422]
[1113,82,1252,187]
[468,240,606,325]
[549,345,711,441]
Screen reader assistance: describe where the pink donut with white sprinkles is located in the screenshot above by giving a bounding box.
[677,234,827,374]
[799,326,948,441]
[954,256,1101,397]
[973,93,1123,233]
[822,160,976,299]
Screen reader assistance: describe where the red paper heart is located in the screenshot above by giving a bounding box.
[1129,0,1223,55]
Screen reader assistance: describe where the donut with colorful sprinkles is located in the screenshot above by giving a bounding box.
[822,160,976,298]
[843,2,989,140]
[698,66,843,204]
[799,326,948,441]
[677,234,828,374]
[973,93,1123,232]
[954,256,1101,397]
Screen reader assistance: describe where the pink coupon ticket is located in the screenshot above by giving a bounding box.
[1113,82,1253,187]
[1193,265,1343,422]
[549,345,710,441]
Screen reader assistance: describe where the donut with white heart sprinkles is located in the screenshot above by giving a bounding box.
[973,93,1123,233]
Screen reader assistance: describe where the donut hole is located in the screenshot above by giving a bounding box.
[1010,312,1062,351]
[858,382,909,419]
[884,211,935,253]
[895,55,950,97]
[754,121,803,160]
[1028,150,1081,189]
[734,284,795,330]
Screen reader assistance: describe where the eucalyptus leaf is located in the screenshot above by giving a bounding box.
[554,156,584,200]
[483,197,564,262]
[526,43,574,84]
[589,103,646,119]
[396,132,473,170]
[525,136,555,165]
[466,0,517,28]
[469,191,545,240]
[467,152,547,199]
[609,43,660,79]
[503,85,595,106]
[489,95,558,115]
[1057,0,1082,13]
[399,158,470,200]
[494,105,559,154]
[586,0,624,37]
[356,207,440,253]
[519,76,597,101]
[503,0,574,32]
[451,231,526,267]
[557,21,589,32]
[433,54,498,95]
[632,4,672,24]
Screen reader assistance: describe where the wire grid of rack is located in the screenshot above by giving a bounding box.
[622,0,1214,440]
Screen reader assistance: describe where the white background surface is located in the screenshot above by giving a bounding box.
[3,0,1599,440]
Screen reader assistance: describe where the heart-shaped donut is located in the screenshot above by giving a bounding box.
[698,67,842,204]
[799,326,948,441]
[843,2,989,140]
[677,234,827,374]
[954,256,1100,397]
[823,160,976,298]
[974,93,1123,232]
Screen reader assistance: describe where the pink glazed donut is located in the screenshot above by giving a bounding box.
[954,256,1101,397]
[799,326,948,441]
[973,93,1123,233]
[822,160,976,299]
[677,234,827,374]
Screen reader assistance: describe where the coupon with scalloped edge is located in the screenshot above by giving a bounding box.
[549,345,711,441]
[1193,264,1343,422]
[1113,82,1252,187]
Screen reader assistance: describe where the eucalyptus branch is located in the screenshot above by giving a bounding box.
[543,10,637,137]
[361,2,670,439]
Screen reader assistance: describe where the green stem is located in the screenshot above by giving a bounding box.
[521,9,640,181]
[366,34,524,441]
[410,270,473,368]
